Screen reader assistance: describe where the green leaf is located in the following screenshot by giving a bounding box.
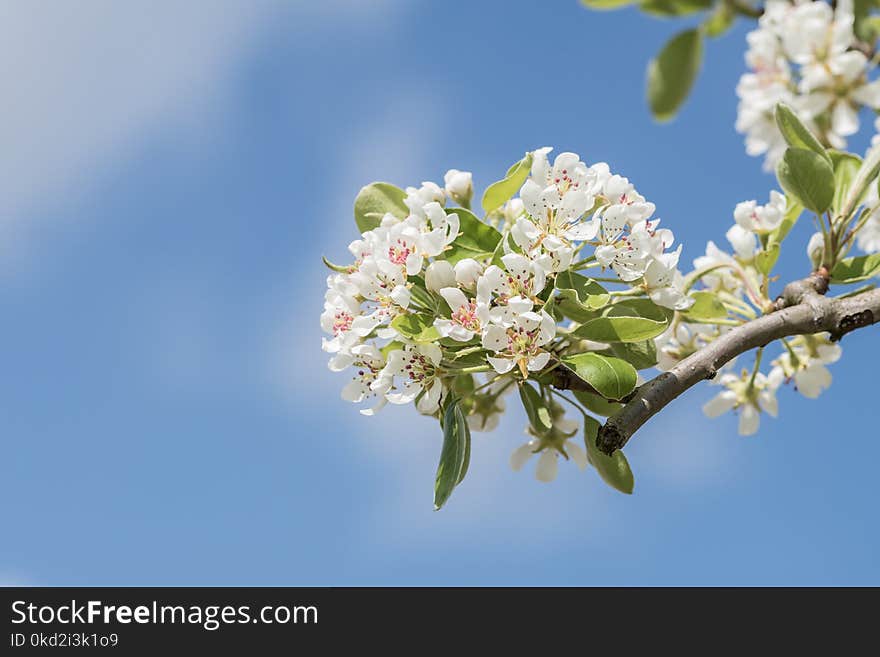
[580,0,633,8]
[682,290,727,321]
[830,150,864,216]
[703,1,736,38]
[574,315,668,343]
[584,416,634,494]
[767,198,803,249]
[561,353,638,401]
[390,313,440,342]
[353,182,408,234]
[572,298,672,342]
[573,390,623,417]
[481,153,533,215]
[380,341,403,359]
[444,208,502,264]
[434,400,471,510]
[776,148,834,214]
[519,383,553,435]
[854,0,880,42]
[555,271,611,308]
[639,0,712,18]
[830,254,880,284]
[755,244,781,276]
[647,28,703,122]
[609,339,658,370]
[774,103,831,165]
[321,255,351,273]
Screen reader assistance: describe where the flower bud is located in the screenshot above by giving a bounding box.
[444,169,473,207]
[425,260,456,292]
[807,231,825,269]
[453,258,483,289]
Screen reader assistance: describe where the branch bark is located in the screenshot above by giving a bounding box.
[592,274,880,455]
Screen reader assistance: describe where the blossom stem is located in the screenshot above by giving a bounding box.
[571,255,598,270]
[587,275,625,284]
[609,288,645,298]
[747,347,764,391]
[469,374,509,396]
[547,387,591,422]
[453,365,493,374]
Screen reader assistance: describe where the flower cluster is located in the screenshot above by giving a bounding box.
[736,0,880,170]
[321,147,691,493]
[656,176,864,436]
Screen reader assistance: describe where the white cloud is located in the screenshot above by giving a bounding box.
[0,0,405,271]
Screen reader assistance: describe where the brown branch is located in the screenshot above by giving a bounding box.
[591,274,880,455]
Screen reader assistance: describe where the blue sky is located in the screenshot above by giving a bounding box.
[1,0,878,586]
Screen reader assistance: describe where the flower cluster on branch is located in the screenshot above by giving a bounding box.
[319,0,880,509]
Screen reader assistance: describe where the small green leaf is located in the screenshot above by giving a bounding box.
[561,353,638,401]
[854,0,880,42]
[639,0,712,18]
[353,182,408,234]
[391,313,440,342]
[767,198,803,249]
[682,290,727,321]
[481,153,533,215]
[434,400,471,510]
[703,1,736,38]
[572,298,672,342]
[574,390,624,417]
[830,254,880,284]
[775,104,831,165]
[555,271,611,308]
[584,416,634,494]
[519,383,553,434]
[321,255,351,273]
[830,150,864,216]
[647,28,703,122]
[444,208,502,264]
[755,244,781,276]
[380,341,403,359]
[574,315,668,342]
[609,339,659,370]
[776,147,834,214]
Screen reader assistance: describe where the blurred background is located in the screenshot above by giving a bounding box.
[1,0,877,586]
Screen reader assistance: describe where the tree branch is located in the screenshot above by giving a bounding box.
[593,275,880,455]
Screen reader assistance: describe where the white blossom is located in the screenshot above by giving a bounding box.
[703,367,784,436]
[482,311,556,378]
[772,333,841,399]
[734,191,786,234]
[453,258,484,289]
[444,169,473,206]
[404,181,445,218]
[372,343,444,414]
[736,0,880,166]
[509,403,587,483]
[435,287,489,342]
[425,260,456,292]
